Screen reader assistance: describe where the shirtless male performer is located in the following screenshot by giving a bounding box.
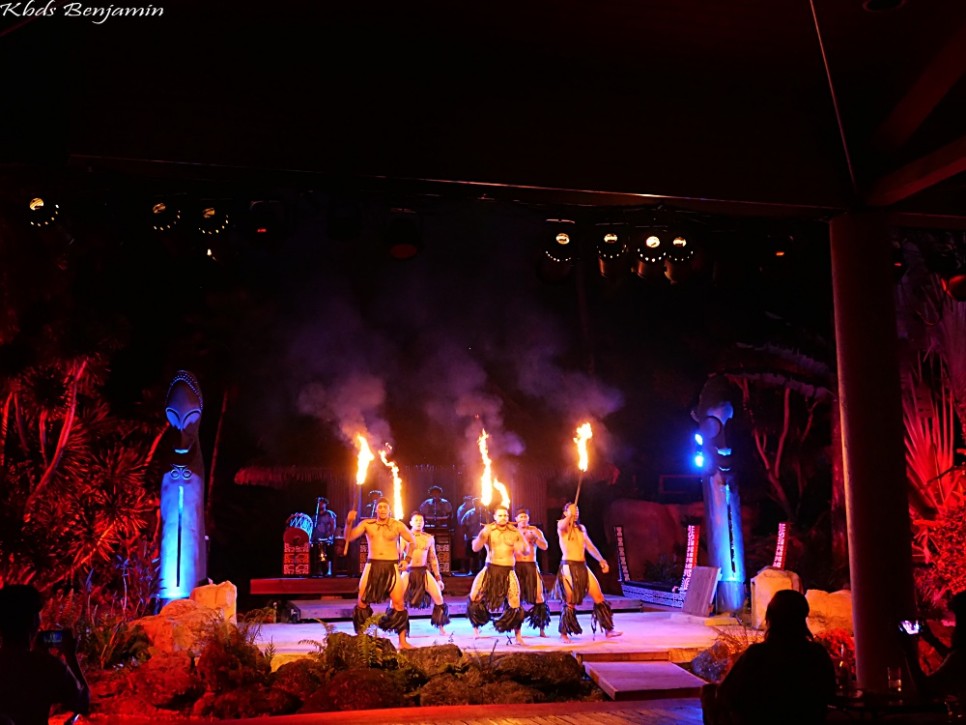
[514,508,551,637]
[344,497,417,649]
[400,512,450,635]
[467,506,530,645]
[557,502,622,642]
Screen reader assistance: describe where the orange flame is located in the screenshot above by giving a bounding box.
[574,422,593,473]
[355,434,375,486]
[379,448,404,519]
[478,429,494,506]
[493,479,510,509]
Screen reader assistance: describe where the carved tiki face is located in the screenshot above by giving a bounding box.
[165,370,203,457]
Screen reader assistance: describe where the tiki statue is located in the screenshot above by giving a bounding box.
[158,370,207,601]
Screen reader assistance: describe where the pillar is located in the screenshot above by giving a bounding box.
[830,211,916,692]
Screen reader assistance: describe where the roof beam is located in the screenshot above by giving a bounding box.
[871,19,966,154]
[866,134,966,207]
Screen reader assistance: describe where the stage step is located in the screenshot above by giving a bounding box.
[281,595,642,622]
[583,661,707,701]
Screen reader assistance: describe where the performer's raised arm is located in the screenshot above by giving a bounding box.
[558,502,578,535]
[472,522,491,552]
[344,509,367,542]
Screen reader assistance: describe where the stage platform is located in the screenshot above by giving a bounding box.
[255,609,727,666]
[249,573,558,599]
[254,609,727,701]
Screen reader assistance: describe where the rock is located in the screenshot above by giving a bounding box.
[398,644,462,679]
[199,685,300,719]
[134,653,203,709]
[481,680,545,704]
[419,673,483,706]
[301,668,406,712]
[806,589,853,635]
[690,643,732,683]
[750,567,802,629]
[191,580,238,624]
[195,624,272,691]
[322,631,398,670]
[298,686,337,714]
[134,598,224,657]
[492,652,584,690]
[271,659,324,701]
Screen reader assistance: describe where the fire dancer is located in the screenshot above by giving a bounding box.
[467,506,530,645]
[344,497,416,649]
[399,513,450,635]
[556,502,622,642]
[514,508,551,637]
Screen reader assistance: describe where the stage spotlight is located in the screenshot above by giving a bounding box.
[150,200,181,232]
[198,203,230,236]
[633,232,667,281]
[538,219,576,282]
[596,226,627,278]
[27,196,59,227]
[665,232,696,283]
[247,199,286,243]
[386,208,421,259]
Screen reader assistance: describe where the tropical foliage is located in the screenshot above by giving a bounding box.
[0,354,162,597]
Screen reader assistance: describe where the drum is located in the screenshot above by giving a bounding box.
[333,535,346,557]
[284,512,313,547]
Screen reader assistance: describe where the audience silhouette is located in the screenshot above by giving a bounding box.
[904,590,966,707]
[709,589,835,724]
[0,584,89,725]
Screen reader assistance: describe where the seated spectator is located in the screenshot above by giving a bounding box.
[711,589,836,724]
[0,584,89,725]
[904,590,966,705]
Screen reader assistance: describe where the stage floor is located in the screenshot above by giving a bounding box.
[255,608,727,667]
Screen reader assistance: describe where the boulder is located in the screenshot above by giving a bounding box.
[398,644,462,679]
[806,589,853,635]
[481,680,545,704]
[191,581,238,624]
[300,668,406,712]
[322,631,398,670]
[134,653,203,709]
[750,567,802,629]
[195,685,300,719]
[134,598,224,657]
[418,673,483,706]
[492,652,584,691]
[270,658,324,701]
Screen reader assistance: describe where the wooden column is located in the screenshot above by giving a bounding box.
[830,211,916,693]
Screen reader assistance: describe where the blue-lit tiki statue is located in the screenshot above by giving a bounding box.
[158,370,207,601]
[692,376,746,613]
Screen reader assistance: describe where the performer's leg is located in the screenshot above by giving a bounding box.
[353,563,374,633]
[357,562,371,607]
[388,564,412,649]
[535,567,548,637]
[468,567,489,636]
[558,563,580,642]
[425,572,448,634]
[587,569,622,638]
[508,572,525,645]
